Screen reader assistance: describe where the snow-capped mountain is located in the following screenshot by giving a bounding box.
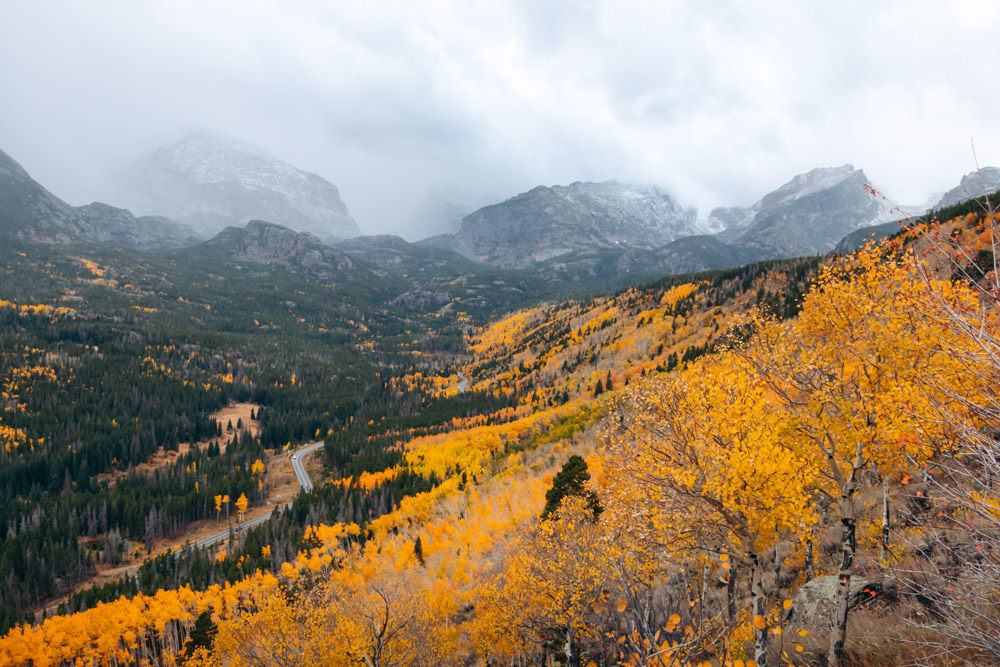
[441,180,701,269]
[105,130,361,241]
[717,165,905,258]
[934,167,1000,209]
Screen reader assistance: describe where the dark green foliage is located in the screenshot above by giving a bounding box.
[414,535,425,566]
[541,455,603,521]
[181,611,217,662]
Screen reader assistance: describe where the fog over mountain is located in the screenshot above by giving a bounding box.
[1,2,998,239]
[105,130,360,241]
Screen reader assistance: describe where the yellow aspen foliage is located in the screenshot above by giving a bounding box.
[235,493,248,517]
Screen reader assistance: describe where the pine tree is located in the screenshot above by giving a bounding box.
[593,379,604,397]
[542,455,603,521]
[414,535,425,566]
[182,610,217,662]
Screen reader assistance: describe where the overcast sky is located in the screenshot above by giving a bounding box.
[2,1,999,234]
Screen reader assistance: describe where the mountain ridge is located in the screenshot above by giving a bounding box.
[105,130,361,241]
[0,148,202,250]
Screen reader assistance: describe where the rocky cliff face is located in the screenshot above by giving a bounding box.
[0,148,201,249]
[106,130,361,241]
[723,165,899,258]
[934,167,1000,209]
[449,181,701,269]
[202,220,358,276]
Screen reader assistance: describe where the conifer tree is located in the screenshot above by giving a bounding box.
[182,610,217,662]
[414,535,425,566]
[542,455,602,521]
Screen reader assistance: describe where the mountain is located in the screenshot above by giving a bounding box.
[833,221,903,254]
[442,181,701,269]
[335,234,482,275]
[200,220,361,278]
[0,148,201,249]
[106,130,361,241]
[424,171,903,276]
[703,205,755,234]
[934,167,1000,209]
[722,165,900,258]
[335,234,544,313]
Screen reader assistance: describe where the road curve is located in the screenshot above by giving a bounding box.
[290,441,325,493]
[457,371,469,393]
[179,440,324,555]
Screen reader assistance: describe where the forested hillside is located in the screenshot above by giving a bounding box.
[2,194,1000,666]
[0,235,538,633]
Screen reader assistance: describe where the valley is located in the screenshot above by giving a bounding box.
[0,138,998,665]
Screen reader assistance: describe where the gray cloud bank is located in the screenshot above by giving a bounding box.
[1,1,998,237]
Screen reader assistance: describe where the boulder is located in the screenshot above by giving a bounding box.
[785,575,897,626]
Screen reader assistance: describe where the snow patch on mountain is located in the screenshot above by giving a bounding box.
[106,130,361,241]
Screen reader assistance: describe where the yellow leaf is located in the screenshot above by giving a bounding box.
[719,553,729,561]
[797,629,809,637]
[753,614,767,630]
[783,599,793,610]
[773,625,783,635]
[616,598,628,612]
[795,643,804,652]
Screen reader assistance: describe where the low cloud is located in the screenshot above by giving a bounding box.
[1,1,998,236]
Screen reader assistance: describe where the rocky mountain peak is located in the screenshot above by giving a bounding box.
[203,220,356,274]
[106,131,361,241]
[935,167,1000,209]
[718,165,899,258]
[449,180,701,269]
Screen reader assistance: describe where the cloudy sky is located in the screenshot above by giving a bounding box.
[1,1,999,235]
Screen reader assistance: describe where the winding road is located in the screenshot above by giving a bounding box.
[457,371,469,393]
[181,440,324,554]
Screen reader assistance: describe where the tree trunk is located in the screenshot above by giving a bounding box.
[727,560,738,628]
[564,628,580,667]
[805,537,814,582]
[750,552,769,667]
[881,476,890,562]
[828,489,858,667]
[701,560,711,621]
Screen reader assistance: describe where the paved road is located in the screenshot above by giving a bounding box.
[179,440,324,555]
[291,441,325,493]
[457,371,468,393]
